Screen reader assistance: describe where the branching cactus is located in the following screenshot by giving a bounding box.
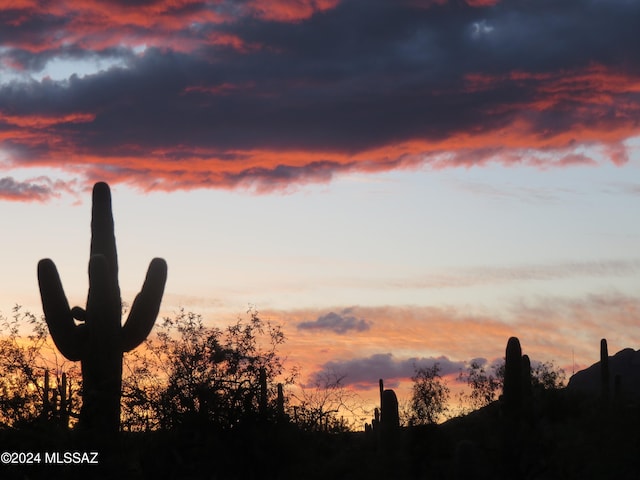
[37,182,167,435]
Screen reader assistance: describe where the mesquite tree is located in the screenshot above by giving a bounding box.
[410,363,450,425]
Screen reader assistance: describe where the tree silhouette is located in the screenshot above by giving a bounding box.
[289,370,366,432]
[0,305,80,428]
[457,359,502,411]
[458,357,565,413]
[122,307,292,431]
[409,363,450,425]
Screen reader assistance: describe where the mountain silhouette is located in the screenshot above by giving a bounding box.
[567,347,640,399]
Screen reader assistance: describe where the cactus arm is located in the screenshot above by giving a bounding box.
[37,258,85,361]
[121,257,167,352]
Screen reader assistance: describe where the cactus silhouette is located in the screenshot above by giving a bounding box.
[381,389,400,428]
[503,336,523,416]
[37,182,167,435]
[600,338,610,408]
[41,370,72,428]
[521,354,532,399]
[376,378,399,455]
[276,383,286,421]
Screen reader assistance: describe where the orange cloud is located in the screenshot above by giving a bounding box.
[465,0,499,5]
[0,0,223,54]
[0,0,337,54]
[145,289,639,416]
[15,61,635,194]
[403,0,498,8]
[0,112,95,129]
[1,1,639,195]
[245,0,341,22]
[261,292,640,392]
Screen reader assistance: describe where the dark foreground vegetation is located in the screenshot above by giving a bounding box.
[1,378,639,480]
[2,311,638,480]
[2,183,638,478]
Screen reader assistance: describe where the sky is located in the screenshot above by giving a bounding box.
[1,0,639,416]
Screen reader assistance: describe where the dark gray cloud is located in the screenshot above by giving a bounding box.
[0,176,74,202]
[298,310,371,334]
[311,352,466,389]
[0,0,638,196]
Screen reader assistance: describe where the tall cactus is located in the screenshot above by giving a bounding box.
[521,353,533,420]
[378,378,399,430]
[37,182,167,435]
[521,354,532,400]
[376,378,399,455]
[600,338,610,408]
[502,336,523,416]
[381,389,400,428]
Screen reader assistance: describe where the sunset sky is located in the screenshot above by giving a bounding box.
[1,0,639,415]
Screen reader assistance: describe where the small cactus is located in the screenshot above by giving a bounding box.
[40,370,73,428]
[38,182,167,435]
[58,372,70,428]
[372,407,380,431]
[42,369,51,418]
[259,366,268,416]
[276,383,285,421]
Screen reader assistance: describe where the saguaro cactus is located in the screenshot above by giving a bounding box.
[374,378,399,455]
[503,336,523,416]
[521,354,532,399]
[37,182,167,435]
[378,378,399,432]
[381,389,400,428]
[41,370,71,427]
[600,338,610,407]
